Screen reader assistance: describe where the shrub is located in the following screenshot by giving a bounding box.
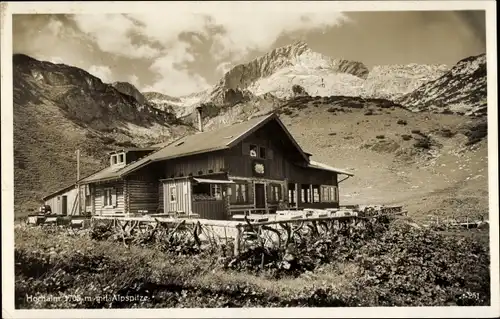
[100,136,116,144]
[115,140,137,148]
[14,215,490,308]
[465,121,487,145]
[376,135,385,139]
[438,129,455,138]
[414,137,432,149]
[401,134,412,141]
[397,119,407,125]
[345,222,490,306]
[291,85,309,97]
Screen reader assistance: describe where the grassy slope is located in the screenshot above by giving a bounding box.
[14,82,488,223]
[14,99,102,216]
[274,99,488,222]
[12,54,197,217]
[13,96,192,217]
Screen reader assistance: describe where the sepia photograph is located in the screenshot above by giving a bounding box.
[1,1,498,318]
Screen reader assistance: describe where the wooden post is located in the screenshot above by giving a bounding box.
[76,149,81,215]
[295,183,299,210]
[234,225,242,256]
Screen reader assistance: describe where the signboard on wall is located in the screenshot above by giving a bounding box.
[252,159,266,177]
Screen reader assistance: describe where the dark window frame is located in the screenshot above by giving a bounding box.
[231,182,249,204]
[259,146,267,159]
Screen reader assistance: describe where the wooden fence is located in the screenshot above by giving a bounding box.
[27,205,406,256]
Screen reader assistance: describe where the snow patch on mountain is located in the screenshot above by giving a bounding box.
[143,90,209,118]
[361,64,449,100]
[142,41,486,120]
[209,41,369,102]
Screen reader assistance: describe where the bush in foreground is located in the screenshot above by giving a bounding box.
[14,219,490,308]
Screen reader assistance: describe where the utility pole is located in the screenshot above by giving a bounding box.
[76,149,81,215]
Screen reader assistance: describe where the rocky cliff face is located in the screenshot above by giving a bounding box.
[143,42,485,122]
[144,90,209,118]
[209,41,369,102]
[396,54,487,116]
[13,54,189,214]
[111,81,148,105]
[361,64,449,100]
[13,54,177,130]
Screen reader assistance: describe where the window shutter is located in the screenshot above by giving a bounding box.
[266,184,271,202]
[268,149,274,160]
[101,190,105,207]
[112,189,117,207]
[248,183,254,202]
[231,184,237,203]
[242,184,248,203]
[242,143,250,155]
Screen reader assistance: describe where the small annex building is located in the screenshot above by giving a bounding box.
[42,184,78,215]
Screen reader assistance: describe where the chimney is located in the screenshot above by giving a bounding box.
[196,106,203,132]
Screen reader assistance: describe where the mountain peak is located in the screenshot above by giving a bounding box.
[111,81,147,105]
[208,40,370,103]
[281,40,310,52]
[266,40,311,60]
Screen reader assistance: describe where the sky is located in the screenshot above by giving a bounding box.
[12,10,486,97]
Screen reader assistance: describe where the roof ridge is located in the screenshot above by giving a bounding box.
[224,113,276,146]
[82,112,282,183]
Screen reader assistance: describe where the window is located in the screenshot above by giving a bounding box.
[231,183,248,204]
[169,186,177,203]
[300,188,305,203]
[193,183,211,201]
[300,186,312,203]
[249,144,258,157]
[118,153,124,163]
[211,184,222,200]
[321,186,330,202]
[312,186,320,203]
[259,147,266,159]
[103,188,115,207]
[320,186,338,203]
[270,184,281,202]
[288,189,295,204]
[193,183,223,201]
[84,185,91,206]
[112,155,117,165]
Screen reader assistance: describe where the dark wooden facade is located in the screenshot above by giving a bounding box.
[82,116,345,219]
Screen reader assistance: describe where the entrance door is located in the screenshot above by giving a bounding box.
[254,183,266,209]
[61,195,68,215]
